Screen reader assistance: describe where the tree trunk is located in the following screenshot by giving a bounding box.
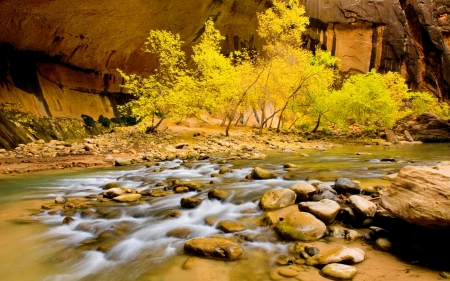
[311,114,321,133]
[146,117,165,133]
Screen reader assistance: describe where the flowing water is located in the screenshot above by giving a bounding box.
[0,143,448,281]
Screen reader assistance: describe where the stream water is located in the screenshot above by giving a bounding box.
[0,143,448,281]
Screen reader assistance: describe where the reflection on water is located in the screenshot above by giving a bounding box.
[0,143,448,281]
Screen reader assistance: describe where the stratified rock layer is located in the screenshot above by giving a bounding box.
[381,164,450,229]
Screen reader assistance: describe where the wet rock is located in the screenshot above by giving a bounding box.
[55,196,66,204]
[184,238,243,260]
[349,195,376,218]
[113,194,142,202]
[275,212,327,241]
[151,189,172,197]
[259,189,297,210]
[278,268,298,277]
[180,197,203,208]
[305,246,320,256]
[204,216,219,226]
[175,186,190,193]
[208,189,229,201]
[322,263,357,280]
[136,186,152,195]
[328,225,346,238]
[102,182,123,190]
[62,216,74,224]
[217,220,246,233]
[258,212,280,227]
[334,178,361,195]
[299,199,341,224]
[289,183,316,201]
[306,246,365,266]
[374,238,393,252]
[115,158,133,166]
[103,188,124,199]
[166,227,193,238]
[251,167,277,180]
[283,163,299,169]
[219,167,233,174]
[164,210,182,219]
[380,164,450,228]
[275,253,296,265]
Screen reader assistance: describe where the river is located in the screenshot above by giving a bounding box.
[0,143,448,281]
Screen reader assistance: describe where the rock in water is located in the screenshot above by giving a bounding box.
[322,263,357,280]
[299,199,341,224]
[380,165,450,228]
[289,183,316,201]
[306,246,365,266]
[275,212,327,241]
[113,194,142,202]
[334,178,361,195]
[216,220,246,233]
[184,238,243,260]
[259,189,297,210]
[349,195,377,217]
[180,197,203,208]
[55,196,66,204]
[251,167,277,180]
[103,188,124,198]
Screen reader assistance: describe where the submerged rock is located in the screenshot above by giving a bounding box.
[275,212,327,241]
[299,199,341,224]
[113,194,142,202]
[259,189,297,210]
[216,220,246,233]
[380,164,450,228]
[334,178,361,195]
[306,246,365,266]
[208,189,229,201]
[184,238,243,260]
[322,263,358,280]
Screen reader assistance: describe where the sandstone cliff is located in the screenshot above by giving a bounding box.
[0,0,448,148]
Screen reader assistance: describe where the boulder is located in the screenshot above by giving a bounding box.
[251,167,277,180]
[322,263,358,280]
[216,220,246,233]
[299,199,341,224]
[385,128,399,143]
[349,195,377,217]
[103,188,124,199]
[275,212,327,241]
[334,178,361,195]
[180,197,203,208]
[258,212,280,227]
[306,246,365,266]
[259,189,297,210]
[113,194,142,202]
[184,238,243,260]
[289,183,317,201]
[380,165,450,228]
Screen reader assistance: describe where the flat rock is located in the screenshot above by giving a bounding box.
[275,212,327,241]
[251,167,277,180]
[349,195,377,217]
[113,194,142,202]
[208,189,229,201]
[334,178,361,194]
[260,189,297,210]
[289,183,316,201]
[299,199,341,224]
[216,220,246,233]
[306,246,365,266]
[103,188,124,199]
[380,165,450,228]
[184,238,243,260]
[322,263,357,280]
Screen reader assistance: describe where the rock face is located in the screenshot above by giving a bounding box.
[184,238,243,260]
[394,113,450,142]
[275,212,327,241]
[259,189,297,210]
[380,165,450,229]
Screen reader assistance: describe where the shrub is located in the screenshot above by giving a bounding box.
[81,114,95,127]
[98,115,111,127]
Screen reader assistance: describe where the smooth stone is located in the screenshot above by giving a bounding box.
[275,212,327,241]
[440,272,450,279]
[375,237,393,252]
[102,182,123,190]
[208,189,229,201]
[115,158,132,166]
[113,194,142,202]
[289,183,316,201]
[260,189,297,210]
[258,212,280,227]
[219,167,233,174]
[334,178,361,195]
[103,188,124,199]
[62,216,74,224]
[180,197,203,208]
[278,268,298,277]
[216,220,246,233]
[283,163,299,169]
[322,263,357,280]
[305,246,320,256]
[349,195,377,217]
[166,227,193,238]
[299,199,341,224]
[306,246,365,266]
[55,196,66,204]
[136,186,152,195]
[312,191,341,203]
[175,186,190,193]
[184,238,243,260]
[251,167,277,180]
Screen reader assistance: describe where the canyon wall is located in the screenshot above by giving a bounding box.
[0,0,448,147]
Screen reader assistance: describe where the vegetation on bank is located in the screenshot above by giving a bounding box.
[118,0,450,136]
